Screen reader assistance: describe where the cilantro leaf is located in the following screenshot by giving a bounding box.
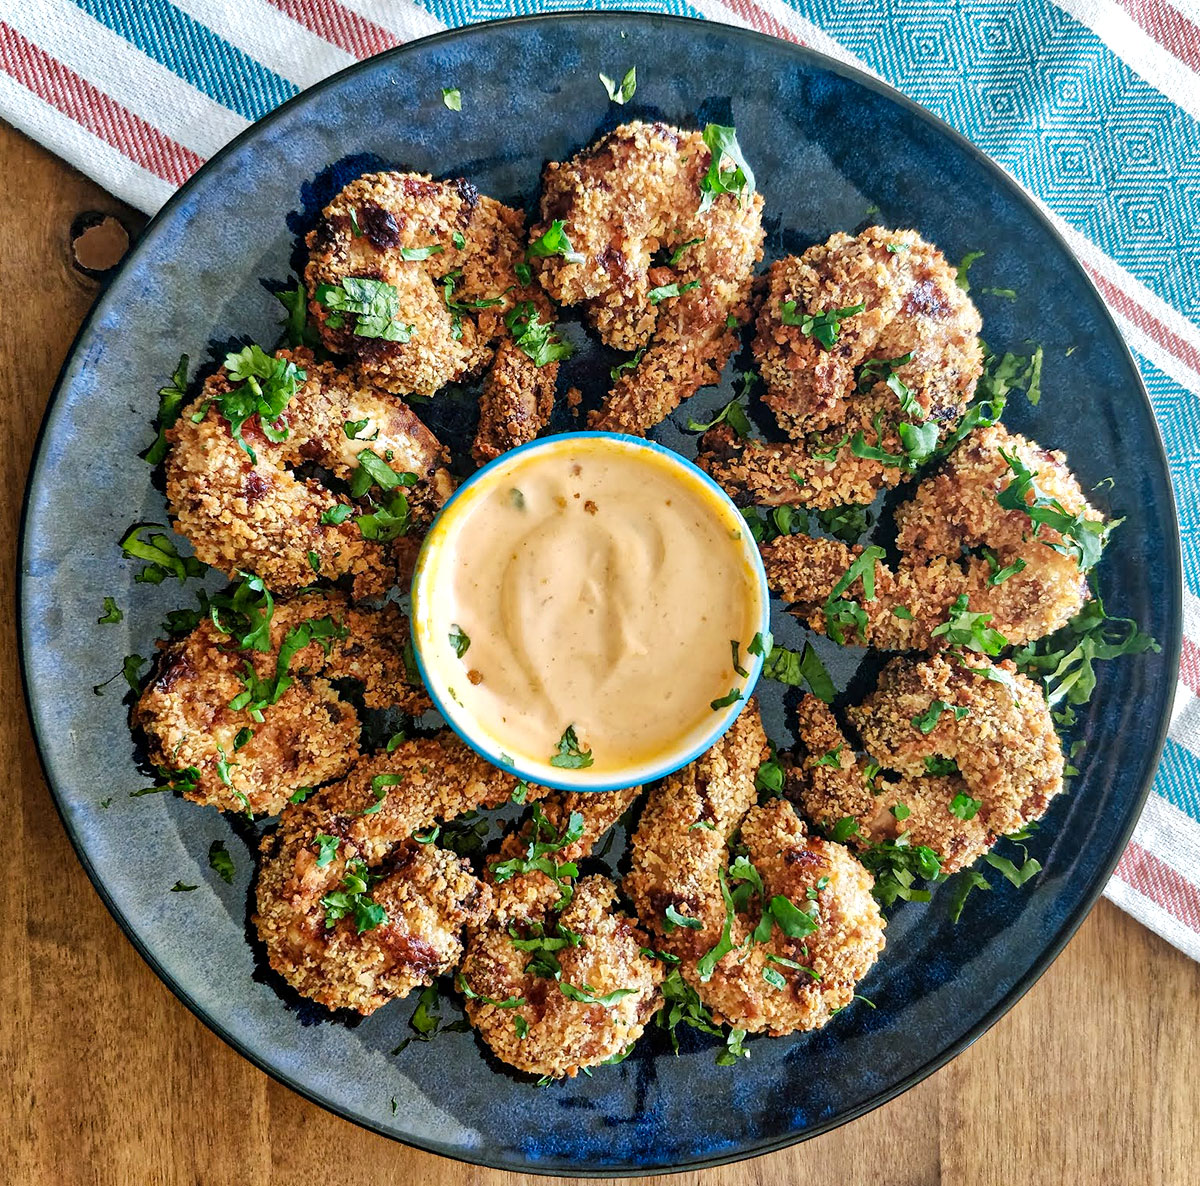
[448,624,470,658]
[315,277,413,341]
[549,725,593,769]
[505,301,573,366]
[120,524,207,585]
[527,220,584,264]
[912,700,969,734]
[699,124,756,212]
[649,279,700,304]
[442,87,461,111]
[779,300,865,349]
[760,640,836,702]
[684,392,753,437]
[145,354,189,465]
[215,344,305,464]
[930,594,1010,656]
[949,792,982,821]
[599,65,637,104]
[208,839,235,884]
[97,597,123,624]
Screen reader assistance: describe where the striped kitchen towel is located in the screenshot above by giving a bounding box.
[3,0,1198,959]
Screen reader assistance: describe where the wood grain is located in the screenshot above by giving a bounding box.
[1,118,1196,1186]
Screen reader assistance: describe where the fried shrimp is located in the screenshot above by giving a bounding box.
[253,739,519,1015]
[699,228,982,510]
[625,704,767,943]
[134,593,425,816]
[688,799,885,1035]
[754,227,982,440]
[166,346,452,598]
[793,651,1065,874]
[471,336,558,465]
[762,423,1102,649]
[531,121,764,435]
[460,788,660,1079]
[306,172,550,395]
[627,706,883,1034]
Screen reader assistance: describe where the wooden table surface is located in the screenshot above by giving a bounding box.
[2,119,1197,1186]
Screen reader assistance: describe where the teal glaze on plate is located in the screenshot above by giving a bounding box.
[18,12,1181,1176]
[410,431,770,792]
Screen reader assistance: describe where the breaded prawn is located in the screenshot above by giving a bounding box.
[688,799,885,1035]
[134,593,425,816]
[253,740,520,1015]
[533,121,764,436]
[166,347,452,598]
[763,423,1102,649]
[461,788,659,1079]
[754,227,982,440]
[792,651,1064,874]
[306,173,563,461]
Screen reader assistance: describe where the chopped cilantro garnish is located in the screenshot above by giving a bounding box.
[527,220,584,264]
[315,277,413,341]
[120,524,207,585]
[228,615,347,718]
[610,345,646,381]
[549,725,593,769]
[710,687,743,711]
[947,869,991,922]
[912,700,969,734]
[930,594,1009,656]
[320,503,354,526]
[314,834,340,868]
[209,344,304,464]
[170,881,198,893]
[492,803,584,908]
[441,87,461,111]
[779,300,865,349]
[698,124,755,212]
[145,354,189,465]
[558,982,637,1007]
[823,545,885,645]
[97,597,123,624]
[695,867,737,981]
[505,301,574,366]
[664,904,703,931]
[1010,595,1158,709]
[997,447,1117,572]
[983,852,1042,887]
[955,250,985,292]
[858,352,920,416]
[398,243,443,261]
[599,65,637,104]
[321,857,386,932]
[769,894,819,938]
[448,624,470,658]
[860,832,942,907]
[949,792,982,821]
[668,236,705,266]
[208,839,235,884]
[649,279,700,304]
[983,547,1027,586]
[685,391,753,437]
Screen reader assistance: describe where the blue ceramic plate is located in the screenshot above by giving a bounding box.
[19,12,1181,1177]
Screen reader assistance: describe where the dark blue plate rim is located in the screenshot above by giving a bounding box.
[16,10,1183,1176]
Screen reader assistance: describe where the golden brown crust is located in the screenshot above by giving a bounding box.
[461,876,661,1079]
[305,173,549,397]
[688,799,885,1035]
[133,594,426,816]
[253,733,517,1015]
[165,347,452,597]
[625,704,768,951]
[471,336,558,465]
[753,227,982,440]
[792,651,1065,874]
[532,121,763,435]
[761,423,1099,648]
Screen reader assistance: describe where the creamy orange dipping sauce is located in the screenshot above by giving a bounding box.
[414,436,766,778]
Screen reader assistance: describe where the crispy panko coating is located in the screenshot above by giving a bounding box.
[762,424,1100,649]
[134,593,425,816]
[461,789,658,1078]
[460,875,661,1079]
[754,227,982,440]
[532,121,764,435]
[625,704,767,946]
[793,652,1065,874]
[254,739,519,1015]
[690,800,885,1035]
[166,347,452,598]
[305,171,551,397]
[471,336,557,465]
[698,388,910,511]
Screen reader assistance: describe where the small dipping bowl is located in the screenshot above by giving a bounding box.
[411,432,770,791]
